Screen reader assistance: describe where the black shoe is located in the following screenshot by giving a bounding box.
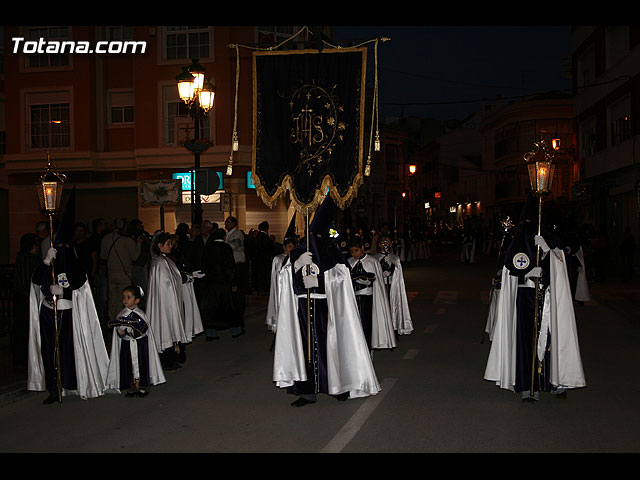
[206,336,220,342]
[553,391,567,400]
[521,396,537,403]
[125,391,138,397]
[138,390,149,398]
[232,328,246,338]
[290,397,316,407]
[43,393,58,405]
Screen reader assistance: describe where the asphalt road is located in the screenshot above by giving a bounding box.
[1,245,639,456]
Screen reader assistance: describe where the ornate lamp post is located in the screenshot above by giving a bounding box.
[176,59,215,227]
[36,153,67,402]
[523,139,556,398]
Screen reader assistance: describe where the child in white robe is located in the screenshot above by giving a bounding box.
[106,285,165,396]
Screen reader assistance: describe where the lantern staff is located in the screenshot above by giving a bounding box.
[523,140,556,399]
[37,152,67,403]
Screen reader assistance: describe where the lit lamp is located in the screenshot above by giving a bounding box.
[551,133,561,151]
[523,139,556,400]
[409,164,417,175]
[176,59,215,227]
[36,153,67,403]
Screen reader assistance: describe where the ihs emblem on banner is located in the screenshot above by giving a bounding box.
[289,81,347,176]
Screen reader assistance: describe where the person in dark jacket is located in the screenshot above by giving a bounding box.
[200,228,243,340]
[11,233,40,366]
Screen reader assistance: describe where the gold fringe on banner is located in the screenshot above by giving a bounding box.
[252,172,364,214]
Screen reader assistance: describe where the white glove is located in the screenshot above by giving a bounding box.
[294,251,313,273]
[302,263,319,289]
[525,267,543,279]
[534,235,550,253]
[50,284,64,297]
[192,270,205,279]
[43,247,57,266]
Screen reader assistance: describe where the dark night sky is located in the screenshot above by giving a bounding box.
[331,25,573,123]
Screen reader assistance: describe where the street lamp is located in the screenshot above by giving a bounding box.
[36,152,67,403]
[409,164,417,175]
[176,58,216,227]
[523,139,556,400]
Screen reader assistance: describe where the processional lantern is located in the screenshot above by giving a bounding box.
[523,139,556,400]
[37,153,67,404]
[525,140,556,198]
[38,153,67,216]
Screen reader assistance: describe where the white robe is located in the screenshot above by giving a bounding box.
[106,306,166,392]
[574,246,591,302]
[348,255,397,349]
[28,280,109,400]
[182,279,204,342]
[146,254,188,352]
[272,261,381,399]
[266,253,287,332]
[484,247,586,391]
[374,253,413,335]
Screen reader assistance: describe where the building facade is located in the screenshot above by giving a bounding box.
[572,25,640,272]
[1,26,342,262]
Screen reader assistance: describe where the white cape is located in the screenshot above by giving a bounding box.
[348,255,397,349]
[574,246,591,302]
[374,253,413,335]
[146,254,188,352]
[266,253,287,332]
[105,306,166,392]
[182,280,204,342]
[484,248,586,391]
[27,280,109,399]
[272,261,381,399]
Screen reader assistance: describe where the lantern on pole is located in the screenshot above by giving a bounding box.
[523,139,556,398]
[36,153,67,403]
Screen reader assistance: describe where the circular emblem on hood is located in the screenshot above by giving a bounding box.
[513,252,530,270]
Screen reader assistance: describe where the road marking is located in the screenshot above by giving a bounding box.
[434,290,457,304]
[402,349,419,360]
[424,324,438,334]
[321,377,398,453]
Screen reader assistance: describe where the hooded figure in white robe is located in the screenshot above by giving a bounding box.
[272,196,380,406]
[28,189,109,403]
[484,194,586,400]
[266,213,298,333]
[374,236,413,335]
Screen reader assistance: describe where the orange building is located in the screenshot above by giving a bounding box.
[1,26,309,262]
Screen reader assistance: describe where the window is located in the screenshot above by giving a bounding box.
[108,91,134,125]
[26,91,71,150]
[579,116,597,157]
[27,26,70,68]
[609,96,631,147]
[605,26,629,69]
[576,44,595,90]
[165,26,209,60]
[163,85,211,146]
[107,26,133,41]
[30,103,70,149]
[258,26,300,49]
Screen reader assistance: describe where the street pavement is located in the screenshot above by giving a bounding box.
[0,244,639,455]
